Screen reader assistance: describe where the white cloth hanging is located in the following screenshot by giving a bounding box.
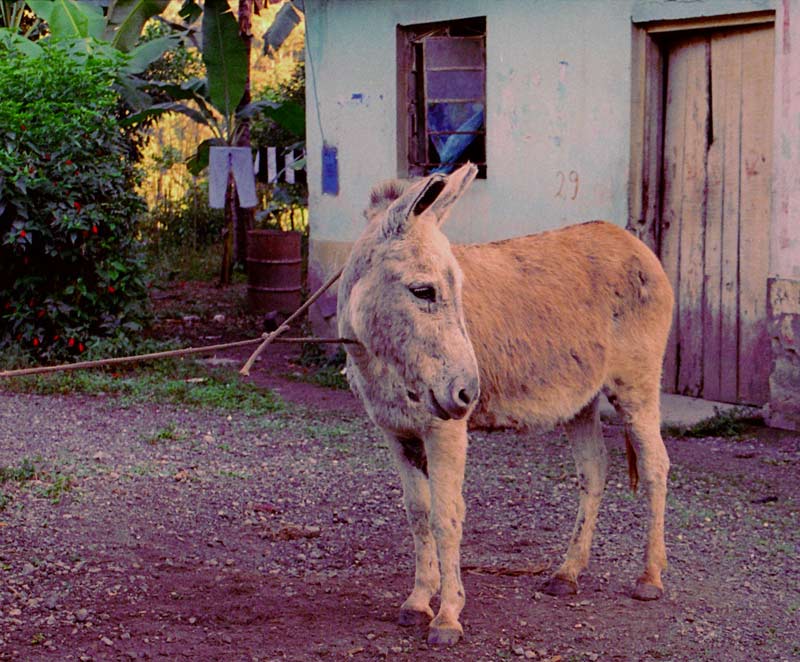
[208,146,258,209]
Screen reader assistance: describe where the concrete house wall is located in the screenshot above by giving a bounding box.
[302,0,800,429]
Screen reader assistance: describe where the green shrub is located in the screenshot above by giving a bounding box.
[141,182,225,253]
[0,42,150,362]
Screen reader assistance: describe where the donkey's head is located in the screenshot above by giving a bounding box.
[338,164,480,428]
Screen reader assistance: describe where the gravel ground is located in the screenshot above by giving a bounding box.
[0,373,798,661]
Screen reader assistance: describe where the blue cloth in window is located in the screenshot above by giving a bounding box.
[427,103,484,173]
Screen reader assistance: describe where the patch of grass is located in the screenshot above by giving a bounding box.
[0,457,40,484]
[664,406,763,438]
[290,345,349,390]
[218,469,248,480]
[304,421,356,442]
[4,361,284,416]
[132,375,283,414]
[129,463,154,477]
[0,457,74,506]
[3,370,118,396]
[35,472,73,504]
[142,424,183,445]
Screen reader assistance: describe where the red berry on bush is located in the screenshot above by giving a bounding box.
[73,202,81,212]
[32,338,39,347]
[65,159,73,165]
[19,229,26,238]
[108,286,115,294]
[78,343,85,352]
[92,225,98,234]
[68,338,75,347]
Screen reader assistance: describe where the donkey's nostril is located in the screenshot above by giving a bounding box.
[453,376,479,409]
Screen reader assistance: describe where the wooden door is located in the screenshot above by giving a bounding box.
[659,25,773,405]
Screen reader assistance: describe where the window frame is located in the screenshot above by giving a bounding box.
[397,16,487,178]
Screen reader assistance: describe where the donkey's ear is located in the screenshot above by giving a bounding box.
[381,173,448,238]
[427,162,478,226]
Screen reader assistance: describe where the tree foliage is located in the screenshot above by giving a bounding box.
[0,42,150,361]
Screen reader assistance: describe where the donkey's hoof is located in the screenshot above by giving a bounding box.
[542,576,578,597]
[632,580,663,601]
[427,624,463,646]
[398,607,432,627]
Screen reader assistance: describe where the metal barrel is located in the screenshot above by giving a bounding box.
[246,230,303,314]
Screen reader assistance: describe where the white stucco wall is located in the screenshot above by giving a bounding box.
[304,0,776,247]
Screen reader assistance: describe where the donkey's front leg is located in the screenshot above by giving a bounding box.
[385,432,440,626]
[424,420,468,645]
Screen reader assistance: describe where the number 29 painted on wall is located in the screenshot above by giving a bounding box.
[555,170,579,200]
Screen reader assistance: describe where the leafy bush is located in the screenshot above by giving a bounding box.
[0,43,150,362]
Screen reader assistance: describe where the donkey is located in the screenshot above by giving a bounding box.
[337,163,674,645]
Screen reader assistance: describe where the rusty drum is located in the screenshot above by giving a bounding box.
[246,230,303,314]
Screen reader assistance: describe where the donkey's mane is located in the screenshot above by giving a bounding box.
[365,179,412,220]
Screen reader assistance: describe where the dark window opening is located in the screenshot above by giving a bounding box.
[398,17,487,178]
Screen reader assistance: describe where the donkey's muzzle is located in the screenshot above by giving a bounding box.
[427,375,480,421]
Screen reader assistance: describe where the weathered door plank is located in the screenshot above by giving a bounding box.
[675,37,710,397]
[702,33,726,401]
[717,31,744,404]
[659,38,692,393]
[737,25,773,404]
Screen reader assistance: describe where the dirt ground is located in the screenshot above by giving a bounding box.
[0,282,798,661]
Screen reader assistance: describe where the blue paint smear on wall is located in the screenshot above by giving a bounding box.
[322,144,339,196]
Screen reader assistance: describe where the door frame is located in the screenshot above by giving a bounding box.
[627,10,776,402]
[627,10,775,253]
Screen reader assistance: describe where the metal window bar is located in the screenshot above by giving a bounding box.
[420,34,486,175]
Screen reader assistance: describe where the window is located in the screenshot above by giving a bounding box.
[398,17,487,178]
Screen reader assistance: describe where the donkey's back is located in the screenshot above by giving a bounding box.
[454,221,673,430]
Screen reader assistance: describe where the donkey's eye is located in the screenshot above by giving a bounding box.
[409,285,436,303]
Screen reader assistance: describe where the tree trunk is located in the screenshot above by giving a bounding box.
[219,172,236,286]
[234,0,255,271]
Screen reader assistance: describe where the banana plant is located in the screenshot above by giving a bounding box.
[123,1,303,173]
[0,0,43,54]
[0,0,178,86]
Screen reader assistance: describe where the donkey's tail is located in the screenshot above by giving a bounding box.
[624,427,639,492]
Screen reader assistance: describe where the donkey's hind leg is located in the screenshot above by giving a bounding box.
[544,396,608,596]
[607,381,670,600]
[385,432,440,626]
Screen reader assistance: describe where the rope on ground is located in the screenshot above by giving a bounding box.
[0,266,352,381]
[0,336,356,380]
[239,266,345,376]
